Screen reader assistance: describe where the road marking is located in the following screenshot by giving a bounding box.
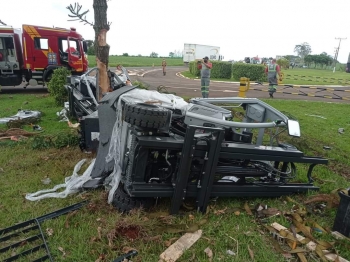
[163,86,238,93]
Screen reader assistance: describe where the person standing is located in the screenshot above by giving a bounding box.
[265,59,282,98]
[162,59,167,76]
[199,56,212,98]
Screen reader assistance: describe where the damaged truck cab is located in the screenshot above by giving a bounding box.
[0,24,88,87]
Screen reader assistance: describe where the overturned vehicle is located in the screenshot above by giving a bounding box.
[66,68,328,214]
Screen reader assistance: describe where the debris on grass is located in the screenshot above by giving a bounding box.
[226,249,235,256]
[271,222,349,262]
[244,202,253,216]
[204,247,213,261]
[58,246,66,257]
[159,230,202,262]
[338,128,345,134]
[305,114,327,119]
[46,228,54,236]
[41,176,51,185]
[247,245,254,260]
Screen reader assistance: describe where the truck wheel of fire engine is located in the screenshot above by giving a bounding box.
[111,183,154,212]
[124,103,170,129]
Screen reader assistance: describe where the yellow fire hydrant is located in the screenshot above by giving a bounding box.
[239,77,250,98]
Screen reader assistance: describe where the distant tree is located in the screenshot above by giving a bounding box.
[85,40,94,48]
[277,58,290,69]
[122,53,129,56]
[87,46,95,55]
[294,42,312,60]
[169,52,175,58]
[138,54,142,57]
[150,52,158,58]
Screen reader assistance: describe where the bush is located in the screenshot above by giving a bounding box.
[47,67,71,106]
[189,61,200,77]
[189,61,232,79]
[210,61,232,79]
[277,58,290,69]
[232,63,266,81]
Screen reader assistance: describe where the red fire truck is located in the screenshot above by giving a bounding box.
[0,24,88,87]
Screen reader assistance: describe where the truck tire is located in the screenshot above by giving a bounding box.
[124,103,170,129]
[111,183,154,213]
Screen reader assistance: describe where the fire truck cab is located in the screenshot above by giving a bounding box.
[0,24,88,87]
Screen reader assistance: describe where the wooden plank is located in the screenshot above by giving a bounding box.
[271,222,349,262]
[159,230,202,262]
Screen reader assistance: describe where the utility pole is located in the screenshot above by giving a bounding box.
[333,37,347,73]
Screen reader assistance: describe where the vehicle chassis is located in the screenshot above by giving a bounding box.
[67,77,328,214]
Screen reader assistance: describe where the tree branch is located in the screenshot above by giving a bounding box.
[0,20,7,26]
[66,2,94,26]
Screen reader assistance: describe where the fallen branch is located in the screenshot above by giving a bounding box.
[271,222,349,262]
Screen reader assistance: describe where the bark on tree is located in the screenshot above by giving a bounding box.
[93,0,110,101]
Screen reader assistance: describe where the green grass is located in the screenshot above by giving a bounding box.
[1,94,350,261]
[88,55,184,67]
[182,68,350,86]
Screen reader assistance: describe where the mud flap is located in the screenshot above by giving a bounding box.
[83,86,136,189]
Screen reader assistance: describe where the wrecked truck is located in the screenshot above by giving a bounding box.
[65,68,328,214]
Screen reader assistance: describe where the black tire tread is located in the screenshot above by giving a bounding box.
[111,184,154,212]
[124,103,169,128]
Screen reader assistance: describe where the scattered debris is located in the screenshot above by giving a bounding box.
[323,146,332,150]
[271,222,349,262]
[112,250,138,262]
[159,230,202,262]
[247,245,254,260]
[0,110,41,125]
[338,128,345,134]
[0,128,40,141]
[32,124,42,131]
[68,121,80,128]
[0,167,4,173]
[57,108,69,122]
[305,114,327,119]
[58,246,66,257]
[244,202,253,216]
[46,228,54,236]
[204,247,213,261]
[41,177,51,185]
[226,249,235,256]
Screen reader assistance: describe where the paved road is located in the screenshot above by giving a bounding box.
[132,66,350,103]
[2,66,349,103]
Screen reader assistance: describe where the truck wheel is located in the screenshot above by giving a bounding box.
[124,103,170,129]
[111,183,154,213]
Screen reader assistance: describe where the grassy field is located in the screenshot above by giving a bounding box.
[1,93,350,261]
[183,68,350,86]
[88,55,184,67]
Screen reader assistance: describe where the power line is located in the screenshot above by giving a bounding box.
[333,37,347,72]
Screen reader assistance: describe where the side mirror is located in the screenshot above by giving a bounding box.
[288,120,301,137]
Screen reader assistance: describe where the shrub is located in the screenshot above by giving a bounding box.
[47,67,71,106]
[189,61,232,79]
[210,61,232,79]
[189,61,200,77]
[232,63,266,81]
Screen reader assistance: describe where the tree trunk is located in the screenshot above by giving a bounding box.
[93,0,110,101]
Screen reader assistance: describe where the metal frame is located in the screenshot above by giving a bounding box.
[0,201,88,262]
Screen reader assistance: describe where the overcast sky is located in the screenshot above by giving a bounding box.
[2,0,350,63]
